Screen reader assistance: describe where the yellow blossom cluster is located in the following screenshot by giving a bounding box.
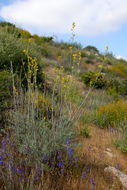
[72,51,81,66]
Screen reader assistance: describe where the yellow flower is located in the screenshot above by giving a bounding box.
[105,45,109,51]
[28,38,32,43]
[23,49,27,53]
[13,86,16,92]
[73,54,77,57]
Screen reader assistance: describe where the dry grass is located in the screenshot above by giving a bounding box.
[72,123,127,189]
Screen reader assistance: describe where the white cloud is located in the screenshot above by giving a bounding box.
[0,0,127,36]
[116,56,127,61]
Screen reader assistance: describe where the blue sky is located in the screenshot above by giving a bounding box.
[0,0,127,59]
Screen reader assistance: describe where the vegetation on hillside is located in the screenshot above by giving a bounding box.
[0,21,127,189]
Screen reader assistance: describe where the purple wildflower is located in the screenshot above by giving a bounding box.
[36,168,42,174]
[8,161,15,171]
[17,168,25,175]
[89,178,96,190]
[67,137,71,145]
[1,139,7,152]
[57,151,62,160]
[81,172,87,179]
[67,147,73,158]
[42,155,49,164]
[57,161,64,168]
[89,178,95,186]
[0,160,4,165]
[0,156,4,164]
[73,156,78,162]
[34,177,40,181]
[16,168,25,181]
[34,168,42,181]
[82,168,90,179]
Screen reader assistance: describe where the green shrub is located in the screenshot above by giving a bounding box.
[32,34,53,45]
[106,79,123,99]
[0,30,45,88]
[81,71,107,89]
[80,125,90,138]
[108,64,127,77]
[0,31,40,70]
[18,29,32,39]
[83,46,99,54]
[107,79,127,96]
[0,21,20,37]
[94,100,127,128]
[0,71,12,111]
[121,80,127,95]
[54,41,82,50]
[114,138,127,153]
[81,51,87,58]
[107,87,119,100]
[107,79,122,91]
[85,58,93,64]
[0,70,12,125]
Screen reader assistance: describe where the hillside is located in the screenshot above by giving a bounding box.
[1,22,127,190]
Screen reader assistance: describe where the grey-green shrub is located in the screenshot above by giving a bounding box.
[10,92,74,166]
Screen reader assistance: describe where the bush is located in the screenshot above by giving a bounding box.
[81,71,107,89]
[0,21,20,37]
[106,87,119,100]
[0,70,12,125]
[94,100,127,128]
[0,71,12,111]
[107,79,127,96]
[107,79,123,99]
[108,64,127,77]
[81,51,87,58]
[0,30,45,88]
[83,46,99,54]
[0,31,40,70]
[121,80,127,95]
[114,138,127,153]
[32,34,53,45]
[54,41,82,50]
[8,62,74,166]
[80,125,90,138]
[10,88,74,166]
[18,29,32,39]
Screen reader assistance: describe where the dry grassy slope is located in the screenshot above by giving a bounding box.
[77,124,127,172]
[45,66,127,189]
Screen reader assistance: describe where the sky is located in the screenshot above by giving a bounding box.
[0,0,127,59]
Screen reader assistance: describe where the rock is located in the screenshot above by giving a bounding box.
[103,151,116,158]
[104,166,127,189]
[106,148,112,152]
[81,91,85,95]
